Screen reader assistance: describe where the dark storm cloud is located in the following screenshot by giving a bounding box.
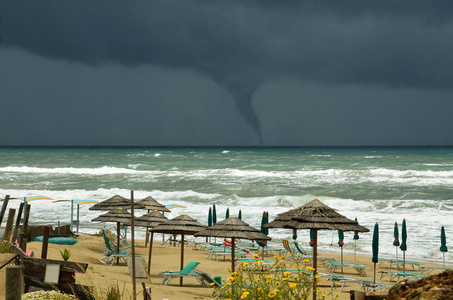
[1,1,453,145]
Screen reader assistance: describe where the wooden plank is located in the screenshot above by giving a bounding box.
[0,195,10,225]
[24,257,88,273]
[5,265,22,299]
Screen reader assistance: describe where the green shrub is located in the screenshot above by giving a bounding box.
[213,254,339,300]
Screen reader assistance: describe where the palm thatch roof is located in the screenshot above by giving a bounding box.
[124,210,168,227]
[136,196,170,212]
[150,214,206,234]
[91,207,133,223]
[195,216,271,241]
[89,194,146,211]
[265,199,369,232]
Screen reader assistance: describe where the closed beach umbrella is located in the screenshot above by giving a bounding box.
[208,207,212,227]
[399,219,407,273]
[264,199,369,300]
[393,222,400,260]
[309,229,314,247]
[150,214,206,286]
[440,226,448,268]
[257,211,268,248]
[372,223,379,284]
[338,230,344,269]
[238,209,242,220]
[225,208,230,219]
[195,216,271,273]
[212,204,217,225]
[353,218,360,262]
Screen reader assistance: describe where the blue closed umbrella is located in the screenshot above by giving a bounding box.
[440,226,448,268]
[399,219,407,272]
[372,223,379,284]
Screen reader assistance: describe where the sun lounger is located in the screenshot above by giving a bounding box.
[420,266,453,275]
[388,259,423,271]
[159,261,205,286]
[379,270,427,282]
[326,261,368,276]
[99,229,133,266]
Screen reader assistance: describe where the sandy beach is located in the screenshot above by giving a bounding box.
[0,233,450,300]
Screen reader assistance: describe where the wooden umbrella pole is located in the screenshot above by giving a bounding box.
[117,222,121,265]
[232,237,236,273]
[148,232,154,272]
[180,233,185,286]
[131,190,136,300]
[312,229,318,300]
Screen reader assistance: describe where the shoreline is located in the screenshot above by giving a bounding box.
[1,233,451,300]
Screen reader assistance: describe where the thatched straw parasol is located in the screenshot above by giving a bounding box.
[264,199,369,300]
[195,216,271,272]
[150,214,206,286]
[136,196,170,247]
[136,196,170,212]
[89,194,145,211]
[124,210,169,272]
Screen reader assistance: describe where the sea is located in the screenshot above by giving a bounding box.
[0,146,451,264]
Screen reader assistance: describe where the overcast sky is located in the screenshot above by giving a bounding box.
[1,1,453,146]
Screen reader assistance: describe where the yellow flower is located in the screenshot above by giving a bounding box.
[336,293,340,297]
[283,271,291,275]
[303,259,310,263]
[240,292,249,299]
[227,277,236,282]
[317,288,322,292]
[256,277,261,281]
[266,275,273,279]
[240,262,249,267]
[296,267,302,271]
[281,277,288,282]
[257,287,262,292]
[252,254,259,258]
[307,266,315,271]
[317,282,322,285]
[278,260,285,263]
[315,274,321,279]
[231,272,238,276]
[209,282,216,286]
[258,260,264,264]
[289,283,297,288]
[322,294,327,298]
[274,255,278,259]
[268,292,275,298]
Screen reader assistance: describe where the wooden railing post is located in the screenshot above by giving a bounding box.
[6,265,22,299]
[3,208,16,240]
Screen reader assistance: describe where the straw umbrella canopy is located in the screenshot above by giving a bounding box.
[92,207,134,265]
[264,199,369,300]
[89,194,146,211]
[136,196,170,212]
[194,216,271,272]
[123,210,169,272]
[150,214,206,286]
[135,196,170,247]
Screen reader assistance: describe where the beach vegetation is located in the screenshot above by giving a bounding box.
[213,255,339,300]
[0,238,14,253]
[59,248,72,261]
[22,290,77,299]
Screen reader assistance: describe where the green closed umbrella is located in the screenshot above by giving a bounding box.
[393,222,400,260]
[399,219,407,273]
[372,223,379,284]
[238,210,242,220]
[212,205,217,225]
[225,208,230,219]
[208,207,212,227]
[440,226,448,268]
